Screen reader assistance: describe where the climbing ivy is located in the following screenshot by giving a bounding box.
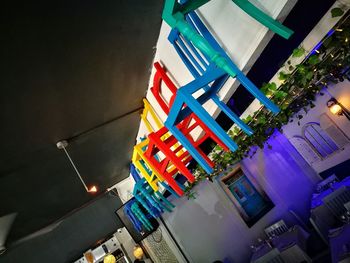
[185,10,350,199]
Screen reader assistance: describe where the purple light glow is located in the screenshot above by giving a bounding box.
[242,130,319,223]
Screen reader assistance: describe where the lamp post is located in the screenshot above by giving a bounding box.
[327,98,350,121]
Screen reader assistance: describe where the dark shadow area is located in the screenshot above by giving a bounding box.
[319,159,350,180]
[1,193,123,263]
[0,0,163,243]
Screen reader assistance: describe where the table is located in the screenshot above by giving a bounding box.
[251,225,311,263]
[311,177,350,209]
[329,223,350,263]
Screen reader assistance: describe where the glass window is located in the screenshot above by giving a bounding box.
[303,122,339,158]
[233,187,245,200]
[242,180,254,196]
[289,136,321,165]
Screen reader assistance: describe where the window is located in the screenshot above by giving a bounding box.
[320,113,349,148]
[289,136,321,165]
[303,122,339,158]
[290,114,349,165]
[233,187,245,201]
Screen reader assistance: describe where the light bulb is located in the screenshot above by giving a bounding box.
[88,185,98,193]
[133,246,144,259]
[329,104,342,115]
[103,255,116,263]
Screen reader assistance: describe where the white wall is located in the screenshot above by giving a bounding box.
[283,80,350,173]
[162,132,319,263]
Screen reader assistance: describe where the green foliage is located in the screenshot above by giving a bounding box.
[278,71,290,81]
[292,47,305,57]
[331,7,344,18]
[257,115,267,125]
[186,190,197,200]
[184,8,349,198]
[261,82,277,96]
[308,55,320,65]
[274,90,288,100]
[242,115,253,123]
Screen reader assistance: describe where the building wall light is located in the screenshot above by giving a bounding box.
[327,98,350,120]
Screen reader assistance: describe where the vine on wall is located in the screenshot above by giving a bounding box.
[185,9,350,199]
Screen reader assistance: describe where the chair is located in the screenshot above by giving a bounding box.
[144,125,196,196]
[132,138,161,192]
[162,0,292,107]
[130,164,175,218]
[151,61,230,157]
[167,11,276,120]
[133,99,180,191]
[143,70,228,196]
[163,0,293,39]
[309,216,329,245]
[310,204,339,244]
[316,174,338,192]
[132,99,189,196]
[164,11,279,173]
[264,220,289,238]
[124,199,153,232]
[279,245,311,263]
[140,98,163,134]
[323,186,350,219]
[132,137,186,197]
